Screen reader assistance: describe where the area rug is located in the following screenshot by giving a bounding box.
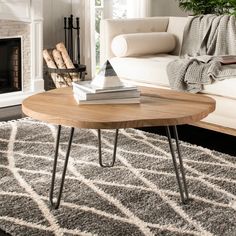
[0,118,236,236]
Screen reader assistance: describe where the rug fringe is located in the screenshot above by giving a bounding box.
[0,117,32,126]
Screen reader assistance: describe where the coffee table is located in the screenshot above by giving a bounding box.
[22,86,215,209]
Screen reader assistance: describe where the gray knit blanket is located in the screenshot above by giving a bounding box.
[167,15,236,93]
[168,55,236,93]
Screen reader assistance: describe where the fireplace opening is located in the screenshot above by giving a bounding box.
[0,38,22,94]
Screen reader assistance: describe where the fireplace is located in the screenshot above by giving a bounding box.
[0,0,44,107]
[0,37,22,94]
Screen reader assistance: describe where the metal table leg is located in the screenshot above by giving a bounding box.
[98,129,119,168]
[165,126,189,204]
[49,125,74,209]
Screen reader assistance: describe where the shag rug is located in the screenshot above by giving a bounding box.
[0,118,236,236]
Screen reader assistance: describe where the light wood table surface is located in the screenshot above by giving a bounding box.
[22,86,215,129]
[22,86,215,209]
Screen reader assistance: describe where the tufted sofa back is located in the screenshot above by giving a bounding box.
[100,16,188,64]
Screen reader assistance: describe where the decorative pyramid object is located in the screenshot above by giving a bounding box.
[91,60,123,89]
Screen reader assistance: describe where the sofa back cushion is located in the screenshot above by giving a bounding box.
[111,32,176,57]
[100,17,169,64]
[167,17,189,55]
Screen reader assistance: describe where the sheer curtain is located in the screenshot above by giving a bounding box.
[76,0,96,78]
[127,0,151,18]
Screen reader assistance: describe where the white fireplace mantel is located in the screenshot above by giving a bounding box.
[0,0,44,107]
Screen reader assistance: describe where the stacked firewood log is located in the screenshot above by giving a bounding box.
[43,42,79,88]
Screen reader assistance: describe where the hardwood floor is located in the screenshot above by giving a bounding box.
[0,105,23,121]
[141,125,236,156]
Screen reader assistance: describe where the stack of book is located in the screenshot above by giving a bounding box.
[72,81,140,105]
[72,60,140,105]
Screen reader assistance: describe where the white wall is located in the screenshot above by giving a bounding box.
[43,0,187,49]
[151,0,187,17]
[43,0,72,49]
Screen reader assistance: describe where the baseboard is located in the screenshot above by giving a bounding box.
[0,90,44,108]
[192,121,236,137]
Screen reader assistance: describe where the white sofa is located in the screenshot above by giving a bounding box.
[100,16,236,136]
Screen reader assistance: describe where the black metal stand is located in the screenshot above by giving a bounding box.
[45,65,87,90]
[49,125,189,209]
[165,126,189,204]
[49,125,74,209]
[47,65,86,81]
[64,15,80,64]
[98,129,119,167]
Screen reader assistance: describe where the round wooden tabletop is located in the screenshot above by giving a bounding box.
[22,87,215,129]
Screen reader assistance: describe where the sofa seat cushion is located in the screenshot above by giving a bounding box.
[202,94,236,129]
[111,54,236,100]
[203,78,236,99]
[110,54,178,87]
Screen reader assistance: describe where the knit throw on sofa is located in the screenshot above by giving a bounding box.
[167,15,236,93]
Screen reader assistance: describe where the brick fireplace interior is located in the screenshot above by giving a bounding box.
[0,37,22,94]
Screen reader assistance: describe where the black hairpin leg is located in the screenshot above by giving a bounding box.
[165,126,189,204]
[98,129,119,168]
[49,125,74,209]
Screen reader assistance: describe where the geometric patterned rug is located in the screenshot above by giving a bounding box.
[0,118,236,236]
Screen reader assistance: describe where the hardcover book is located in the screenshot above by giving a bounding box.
[219,55,236,64]
[72,81,138,94]
[73,86,140,101]
[73,94,140,104]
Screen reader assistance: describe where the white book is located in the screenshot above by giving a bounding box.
[73,94,140,105]
[72,81,138,93]
[73,86,140,101]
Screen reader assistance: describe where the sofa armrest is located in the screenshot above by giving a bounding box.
[100,17,169,65]
[167,17,188,55]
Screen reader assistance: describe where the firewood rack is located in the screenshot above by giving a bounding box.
[45,64,86,89]
[47,65,86,80]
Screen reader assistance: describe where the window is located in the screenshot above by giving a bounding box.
[95,0,104,69]
[112,0,127,19]
[95,0,128,70]
[94,0,150,71]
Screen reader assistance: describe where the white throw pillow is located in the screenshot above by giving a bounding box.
[111,32,176,57]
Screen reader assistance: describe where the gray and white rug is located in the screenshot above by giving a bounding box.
[0,118,236,236]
